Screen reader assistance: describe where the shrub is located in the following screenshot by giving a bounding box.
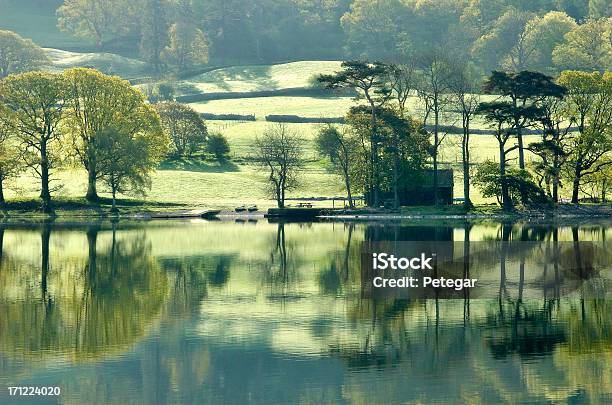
[206,132,230,160]
[474,160,549,207]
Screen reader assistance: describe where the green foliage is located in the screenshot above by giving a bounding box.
[139,0,168,73]
[162,0,208,73]
[0,71,68,209]
[57,0,140,46]
[345,106,429,197]
[0,115,23,203]
[0,29,49,78]
[155,102,207,157]
[206,132,230,160]
[553,18,612,72]
[63,67,168,200]
[95,127,159,210]
[558,70,612,202]
[474,160,548,207]
[315,124,360,207]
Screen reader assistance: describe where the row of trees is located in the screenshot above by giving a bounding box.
[307,60,611,210]
[251,60,610,210]
[58,0,209,73]
[52,0,611,72]
[0,68,169,211]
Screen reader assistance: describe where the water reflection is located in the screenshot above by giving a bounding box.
[0,219,609,404]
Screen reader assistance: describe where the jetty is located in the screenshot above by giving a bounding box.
[148,209,221,219]
[265,207,328,220]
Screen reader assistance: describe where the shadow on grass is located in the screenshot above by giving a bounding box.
[159,158,240,173]
[197,65,277,92]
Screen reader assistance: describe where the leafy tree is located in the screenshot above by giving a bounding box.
[315,124,359,208]
[318,61,392,206]
[0,116,23,205]
[344,106,429,208]
[162,0,209,73]
[483,71,566,173]
[474,160,548,208]
[527,94,573,202]
[155,102,207,157]
[139,0,168,73]
[475,101,542,210]
[95,127,163,212]
[553,18,612,72]
[0,72,67,212]
[57,0,140,47]
[555,0,590,20]
[588,0,611,18]
[0,30,49,78]
[340,0,409,60]
[253,124,305,208]
[521,12,577,72]
[558,71,612,203]
[63,68,166,201]
[471,8,535,72]
[205,132,230,161]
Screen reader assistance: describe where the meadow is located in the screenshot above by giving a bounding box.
[5,50,546,211]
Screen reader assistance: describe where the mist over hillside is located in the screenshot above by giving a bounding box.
[2,0,610,74]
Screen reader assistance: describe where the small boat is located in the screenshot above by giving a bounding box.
[247,205,258,212]
[201,210,221,219]
[235,206,247,212]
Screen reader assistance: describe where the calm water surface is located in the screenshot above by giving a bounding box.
[0,219,610,404]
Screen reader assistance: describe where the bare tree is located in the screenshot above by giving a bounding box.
[448,63,481,209]
[315,124,358,208]
[415,50,453,205]
[254,124,305,208]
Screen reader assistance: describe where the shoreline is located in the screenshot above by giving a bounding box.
[1,204,611,224]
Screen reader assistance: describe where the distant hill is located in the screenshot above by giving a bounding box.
[44,48,148,79]
[0,0,93,50]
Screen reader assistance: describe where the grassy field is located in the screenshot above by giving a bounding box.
[176,61,343,94]
[0,55,553,212]
[45,48,148,79]
[192,96,356,119]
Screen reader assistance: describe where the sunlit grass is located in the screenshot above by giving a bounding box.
[175,61,343,94]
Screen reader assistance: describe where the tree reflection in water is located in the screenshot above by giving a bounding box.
[0,220,609,404]
[0,222,168,361]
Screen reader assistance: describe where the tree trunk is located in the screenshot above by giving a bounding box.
[393,149,400,209]
[370,103,379,207]
[40,141,52,212]
[0,177,4,205]
[516,127,525,170]
[571,164,581,204]
[111,189,118,213]
[343,167,354,209]
[86,154,99,201]
[462,117,472,209]
[500,144,512,211]
[433,104,439,206]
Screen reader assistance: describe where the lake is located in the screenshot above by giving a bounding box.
[0,219,610,404]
